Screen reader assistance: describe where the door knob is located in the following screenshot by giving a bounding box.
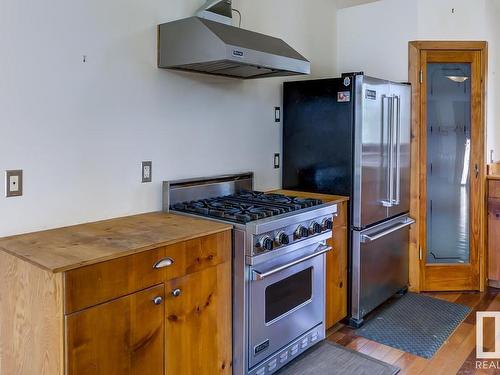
[171,288,182,297]
[153,296,163,305]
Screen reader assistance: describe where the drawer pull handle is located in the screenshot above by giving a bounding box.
[153,296,163,305]
[153,257,174,269]
[171,288,182,297]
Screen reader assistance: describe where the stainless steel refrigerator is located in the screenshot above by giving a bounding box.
[282,73,414,327]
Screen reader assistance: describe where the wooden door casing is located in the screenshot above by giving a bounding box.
[408,42,487,292]
[66,285,165,375]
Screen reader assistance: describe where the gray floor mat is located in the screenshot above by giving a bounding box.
[356,292,472,359]
[277,341,400,375]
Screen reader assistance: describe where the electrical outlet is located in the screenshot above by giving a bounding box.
[142,161,152,183]
[5,170,23,197]
[274,153,280,169]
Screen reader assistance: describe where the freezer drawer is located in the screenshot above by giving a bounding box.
[350,215,414,325]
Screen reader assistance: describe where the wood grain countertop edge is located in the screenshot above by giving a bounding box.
[0,226,232,274]
[0,212,232,274]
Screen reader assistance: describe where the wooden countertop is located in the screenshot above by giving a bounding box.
[270,189,349,204]
[0,212,232,273]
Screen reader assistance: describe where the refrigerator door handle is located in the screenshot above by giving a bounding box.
[381,95,394,208]
[393,95,401,205]
[361,218,415,243]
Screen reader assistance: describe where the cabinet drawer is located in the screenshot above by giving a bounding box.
[65,247,167,314]
[162,230,231,281]
[64,231,231,314]
[489,180,500,199]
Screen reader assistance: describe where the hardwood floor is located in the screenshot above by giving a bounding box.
[327,288,500,374]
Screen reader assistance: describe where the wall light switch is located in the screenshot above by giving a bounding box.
[274,107,281,123]
[142,161,152,183]
[274,153,280,169]
[6,170,23,197]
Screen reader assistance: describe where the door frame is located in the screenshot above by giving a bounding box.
[408,41,488,292]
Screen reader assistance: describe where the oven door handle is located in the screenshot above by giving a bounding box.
[252,244,332,281]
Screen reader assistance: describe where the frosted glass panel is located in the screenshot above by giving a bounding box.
[426,63,471,264]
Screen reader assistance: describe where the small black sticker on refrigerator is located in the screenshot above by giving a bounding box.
[365,89,377,100]
[337,91,351,102]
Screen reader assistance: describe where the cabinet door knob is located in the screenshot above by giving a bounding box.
[171,288,182,297]
[153,296,163,305]
[153,257,174,269]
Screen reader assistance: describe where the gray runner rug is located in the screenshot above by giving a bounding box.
[356,292,471,359]
[277,341,400,375]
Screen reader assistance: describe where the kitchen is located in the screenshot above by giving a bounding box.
[1,0,500,374]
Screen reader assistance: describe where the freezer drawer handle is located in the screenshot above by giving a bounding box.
[361,218,415,243]
[252,244,332,281]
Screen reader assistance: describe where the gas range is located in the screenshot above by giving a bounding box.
[163,173,337,375]
[171,191,323,224]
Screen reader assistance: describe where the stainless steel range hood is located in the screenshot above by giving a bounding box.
[157,1,310,79]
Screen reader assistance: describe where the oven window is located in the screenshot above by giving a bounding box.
[265,267,312,323]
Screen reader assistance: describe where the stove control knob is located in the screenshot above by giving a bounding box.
[310,222,322,235]
[259,236,274,251]
[295,225,309,239]
[275,232,290,246]
[322,218,334,231]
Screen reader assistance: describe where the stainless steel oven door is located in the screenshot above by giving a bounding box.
[248,243,330,368]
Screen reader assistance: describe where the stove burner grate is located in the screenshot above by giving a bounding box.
[172,191,323,224]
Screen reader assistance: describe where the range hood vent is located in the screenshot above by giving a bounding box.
[157,2,310,79]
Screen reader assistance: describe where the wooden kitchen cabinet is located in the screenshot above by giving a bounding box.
[325,200,348,329]
[65,232,232,375]
[488,179,500,288]
[66,285,166,375]
[165,262,232,374]
[0,213,232,375]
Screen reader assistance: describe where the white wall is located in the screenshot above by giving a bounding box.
[337,0,500,158]
[485,1,500,162]
[337,0,418,81]
[0,0,337,236]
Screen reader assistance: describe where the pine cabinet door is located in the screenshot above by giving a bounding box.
[165,263,232,374]
[66,284,165,375]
